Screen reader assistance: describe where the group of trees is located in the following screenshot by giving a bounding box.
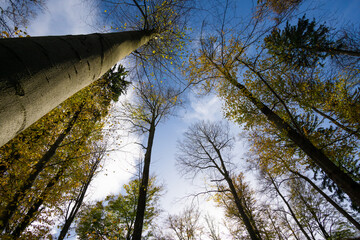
[76,177,162,239]
[183,0,360,238]
[0,0,359,239]
[0,65,128,239]
[175,120,358,239]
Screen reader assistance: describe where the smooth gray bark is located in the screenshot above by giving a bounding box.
[0,30,154,147]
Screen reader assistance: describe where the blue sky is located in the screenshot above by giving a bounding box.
[26,1,234,237]
[25,0,360,238]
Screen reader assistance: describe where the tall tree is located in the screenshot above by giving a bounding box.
[213,173,271,240]
[249,128,360,231]
[187,20,360,206]
[75,177,162,240]
[177,121,263,240]
[0,0,190,147]
[119,80,180,239]
[57,144,106,240]
[263,172,313,240]
[289,170,360,231]
[265,15,360,68]
[0,103,85,234]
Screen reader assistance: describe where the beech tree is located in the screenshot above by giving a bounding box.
[118,80,180,239]
[287,177,358,239]
[248,128,360,231]
[213,173,273,240]
[261,172,313,240]
[0,0,190,147]
[177,121,263,240]
[57,144,106,240]
[254,153,359,240]
[290,170,360,231]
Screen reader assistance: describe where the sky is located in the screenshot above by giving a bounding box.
[24,0,360,238]
[26,1,236,237]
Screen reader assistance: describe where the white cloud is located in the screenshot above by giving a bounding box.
[87,88,142,201]
[184,93,224,122]
[27,0,99,36]
[87,143,139,201]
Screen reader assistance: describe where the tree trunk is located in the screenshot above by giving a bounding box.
[57,152,102,240]
[224,73,360,207]
[296,189,331,239]
[290,170,360,231]
[209,136,262,240]
[132,121,156,240]
[266,208,284,240]
[0,30,155,147]
[283,213,301,240]
[310,46,360,57]
[225,175,263,240]
[11,163,66,238]
[268,174,312,240]
[0,106,82,232]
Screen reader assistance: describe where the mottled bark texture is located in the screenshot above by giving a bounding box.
[0,30,154,147]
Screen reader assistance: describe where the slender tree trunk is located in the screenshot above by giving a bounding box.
[283,213,301,240]
[290,170,360,231]
[57,152,102,240]
[0,106,82,232]
[126,230,132,240]
[57,181,89,240]
[307,227,317,240]
[295,188,331,239]
[268,174,312,240]
[224,72,360,207]
[0,30,155,147]
[132,121,156,240]
[310,107,360,139]
[266,209,284,240]
[309,46,360,57]
[225,175,263,240]
[11,163,66,238]
[209,138,262,240]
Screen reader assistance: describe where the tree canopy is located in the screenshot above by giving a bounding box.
[1,0,359,239]
[76,177,162,240]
